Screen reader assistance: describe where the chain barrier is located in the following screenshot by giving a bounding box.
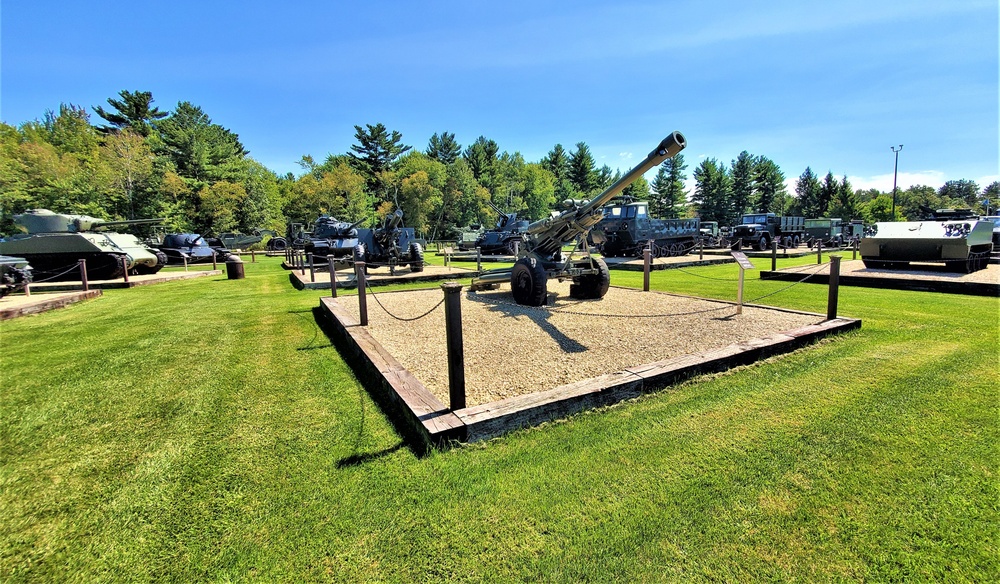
[469,290,733,319]
[746,260,830,303]
[363,280,444,322]
[28,261,88,283]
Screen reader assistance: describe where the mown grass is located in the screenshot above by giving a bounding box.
[1,254,997,582]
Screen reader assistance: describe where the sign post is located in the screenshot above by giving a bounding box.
[731,250,754,315]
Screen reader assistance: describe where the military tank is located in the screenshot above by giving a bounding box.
[0,255,33,297]
[302,215,364,259]
[474,201,529,255]
[0,209,167,281]
[155,233,234,264]
[860,207,993,273]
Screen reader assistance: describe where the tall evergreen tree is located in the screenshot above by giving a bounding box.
[938,179,980,207]
[826,175,859,220]
[692,158,732,224]
[753,156,786,213]
[794,167,822,217]
[93,90,168,136]
[462,136,499,190]
[568,142,599,195]
[650,153,687,218]
[426,131,461,164]
[730,151,755,217]
[155,102,247,186]
[541,144,570,180]
[818,171,839,217]
[347,123,411,198]
[982,181,1000,214]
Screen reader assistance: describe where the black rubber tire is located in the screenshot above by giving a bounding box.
[510,257,547,306]
[267,237,288,251]
[408,242,424,272]
[570,258,611,300]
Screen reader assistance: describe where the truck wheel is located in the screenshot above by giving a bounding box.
[755,237,768,251]
[570,258,611,300]
[408,242,424,272]
[510,257,547,306]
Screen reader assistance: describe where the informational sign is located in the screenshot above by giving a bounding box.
[731,251,755,270]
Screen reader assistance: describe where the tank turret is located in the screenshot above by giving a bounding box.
[13,208,163,234]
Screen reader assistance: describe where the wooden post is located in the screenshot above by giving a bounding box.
[212,251,217,271]
[308,253,315,282]
[817,240,823,264]
[476,247,482,272]
[299,251,306,275]
[698,239,704,260]
[251,249,256,263]
[827,255,841,320]
[285,247,290,264]
[79,259,89,291]
[852,239,858,260]
[183,254,189,272]
[736,264,745,315]
[441,281,466,411]
[355,261,368,326]
[122,256,130,283]
[23,282,30,297]
[643,244,651,292]
[736,238,743,252]
[771,240,778,271]
[327,255,337,298]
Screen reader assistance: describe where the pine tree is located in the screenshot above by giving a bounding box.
[650,153,687,218]
[819,171,839,217]
[462,136,499,190]
[826,176,859,220]
[692,158,732,224]
[426,131,461,164]
[347,123,411,199]
[568,142,599,195]
[730,151,755,217]
[93,90,168,136]
[753,157,786,213]
[794,167,822,217]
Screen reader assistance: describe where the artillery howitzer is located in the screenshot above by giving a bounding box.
[471,132,686,305]
[475,200,529,255]
[354,208,424,272]
[303,216,366,259]
[0,209,168,281]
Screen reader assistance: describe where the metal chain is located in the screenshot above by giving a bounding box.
[29,262,88,283]
[363,280,445,322]
[746,261,830,302]
[469,291,734,319]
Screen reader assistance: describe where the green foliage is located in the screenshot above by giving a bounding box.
[730,151,755,216]
[425,131,461,164]
[692,158,733,224]
[348,123,411,201]
[793,167,822,218]
[938,179,980,208]
[826,176,859,220]
[650,154,687,219]
[93,90,168,136]
[462,136,499,191]
[621,175,650,202]
[568,142,599,196]
[753,156,787,214]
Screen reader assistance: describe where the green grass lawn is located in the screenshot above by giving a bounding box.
[2,255,997,582]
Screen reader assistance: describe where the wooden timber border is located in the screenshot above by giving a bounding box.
[760,270,1000,297]
[291,266,477,290]
[1,290,102,320]
[318,295,861,452]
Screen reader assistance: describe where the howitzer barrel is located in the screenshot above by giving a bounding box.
[523,132,686,256]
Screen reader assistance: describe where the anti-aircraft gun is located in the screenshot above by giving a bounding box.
[475,200,529,255]
[353,208,424,272]
[471,132,686,305]
[0,209,168,280]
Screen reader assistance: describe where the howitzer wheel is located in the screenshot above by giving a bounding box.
[510,257,548,306]
[408,242,424,272]
[569,258,610,300]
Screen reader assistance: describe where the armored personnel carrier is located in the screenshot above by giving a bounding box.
[590,197,700,257]
[0,255,32,297]
[0,209,167,281]
[302,215,364,259]
[155,233,234,264]
[860,207,993,273]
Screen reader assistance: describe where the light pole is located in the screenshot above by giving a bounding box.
[890,145,903,220]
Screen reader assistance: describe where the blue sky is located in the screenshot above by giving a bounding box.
[2,0,997,193]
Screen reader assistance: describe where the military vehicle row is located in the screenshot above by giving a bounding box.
[0,209,168,281]
[287,209,424,272]
[589,197,700,258]
[0,255,32,297]
[860,207,993,273]
[154,233,234,265]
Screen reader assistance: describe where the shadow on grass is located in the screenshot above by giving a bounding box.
[311,306,432,459]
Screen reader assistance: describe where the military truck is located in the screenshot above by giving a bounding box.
[731,213,805,250]
[590,197,700,257]
[804,218,846,246]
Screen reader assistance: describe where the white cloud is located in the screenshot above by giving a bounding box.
[618,152,633,161]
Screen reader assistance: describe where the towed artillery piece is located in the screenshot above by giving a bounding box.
[0,209,167,281]
[860,207,993,273]
[589,196,700,258]
[353,209,424,272]
[471,132,687,305]
[302,216,365,259]
[474,200,529,255]
[0,255,33,297]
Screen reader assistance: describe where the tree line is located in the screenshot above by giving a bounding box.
[2,89,997,239]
